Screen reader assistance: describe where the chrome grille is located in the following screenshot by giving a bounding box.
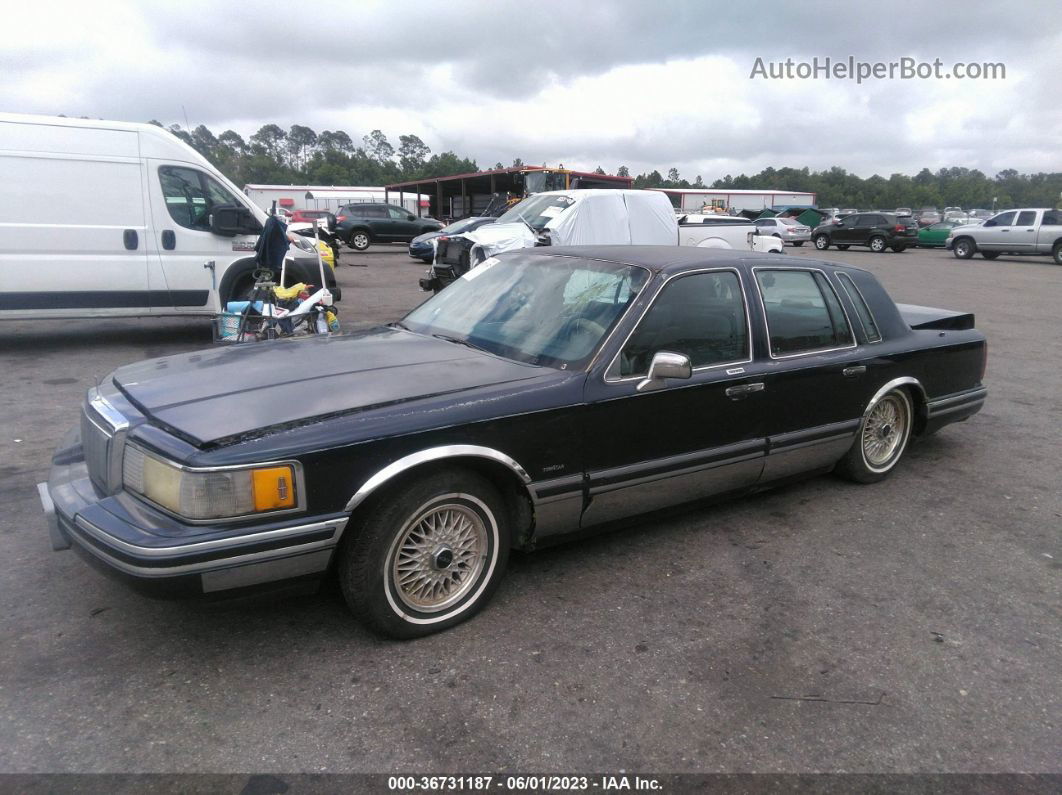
[81,407,113,493]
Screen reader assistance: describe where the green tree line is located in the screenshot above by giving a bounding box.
[156,121,1062,210]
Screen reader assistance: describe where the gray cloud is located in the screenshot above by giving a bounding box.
[2,0,1059,181]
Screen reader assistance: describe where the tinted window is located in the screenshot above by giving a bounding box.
[755,219,774,227]
[836,272,881,343]
[158,166,242,231]
[985,211,1015,227]
[841,215,860,227]
[1015,210,1037,226]
[756,269,853,356]
[619,271,748,377]
[388,206,409,220]
[1043,210,1061,226]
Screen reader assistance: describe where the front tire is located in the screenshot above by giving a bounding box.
[338,469,510,638]
[953,238,976,259]
[348,231,371,252]
[835,388,913,483]
[869,235,887,253]
[814,234,830,250]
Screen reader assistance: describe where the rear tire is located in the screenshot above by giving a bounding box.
[1053,242,1062,265]
[835,388,913,484]
[338,469,510,638]
[982,251,999,260]
[814,234,830,250]
[869,235,887,253]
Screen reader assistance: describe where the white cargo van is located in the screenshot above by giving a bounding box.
[0,113,339,320]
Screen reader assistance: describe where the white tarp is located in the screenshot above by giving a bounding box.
[449,189,679,261]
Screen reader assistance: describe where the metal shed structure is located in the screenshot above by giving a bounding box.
[385,166,633,221]
[646,188,817,213]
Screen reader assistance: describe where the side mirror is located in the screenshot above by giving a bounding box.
[210,204,262,237]
[636,351,692,393]
[407,214,416,221]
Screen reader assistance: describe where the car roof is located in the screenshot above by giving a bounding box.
[526,245,868,276]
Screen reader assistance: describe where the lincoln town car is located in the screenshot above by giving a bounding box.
[41,246,987,637]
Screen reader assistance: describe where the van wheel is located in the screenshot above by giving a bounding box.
[814,235,830,250]
[869,235,887,253]
[338,469,510,638]
[349,231,371,251]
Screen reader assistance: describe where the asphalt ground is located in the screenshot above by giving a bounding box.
[0,241,1058,775]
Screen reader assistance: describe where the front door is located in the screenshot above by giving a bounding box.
[832,214,861,244]
[386,205,420,241]
[582,268,767,528]
[147,162,257,312]
[977,211,1016,250]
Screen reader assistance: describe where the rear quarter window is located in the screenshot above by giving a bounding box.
[835,272,882,343]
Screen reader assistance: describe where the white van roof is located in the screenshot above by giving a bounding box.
[0,112,216,169]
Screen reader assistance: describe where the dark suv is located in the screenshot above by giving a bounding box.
[335,203,443,251]
[813,212,918,253]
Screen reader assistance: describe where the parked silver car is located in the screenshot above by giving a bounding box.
[753,216,811,246]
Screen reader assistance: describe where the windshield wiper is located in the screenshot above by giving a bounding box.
[431,333,489,353]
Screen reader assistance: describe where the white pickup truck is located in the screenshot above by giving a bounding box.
[423,190,782,291]
[947,208,1062,264]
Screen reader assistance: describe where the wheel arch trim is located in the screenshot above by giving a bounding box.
[343,445,533,513]
[864,377,927,422]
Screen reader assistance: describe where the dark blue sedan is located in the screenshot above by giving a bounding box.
[408,216,497,262]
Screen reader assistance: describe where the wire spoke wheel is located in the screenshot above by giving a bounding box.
[389,501,489,613]
[861,394,908,469]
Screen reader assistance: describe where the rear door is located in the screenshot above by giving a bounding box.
[1007,210,1040,251]
[750,267,869,481]
[1038,210,1062,253]
[360,205,391,240]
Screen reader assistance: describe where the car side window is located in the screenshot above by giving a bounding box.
[618,271,749,377]
[1044,210,1061,226]
[388,206,409,220]
[841,215,860,227]
[984,211,1015,227]
[835,272,882,343]
[756,269,853,356]
[1015,210,1037,226]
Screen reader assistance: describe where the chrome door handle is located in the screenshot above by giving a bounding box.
[843,365,867,377]
[725,382,765,400]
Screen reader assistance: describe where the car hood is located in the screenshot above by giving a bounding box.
[112,327,551,446]
[411,229,444,245]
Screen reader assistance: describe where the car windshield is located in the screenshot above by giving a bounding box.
[403,252,649,369]
[496,194,576,231]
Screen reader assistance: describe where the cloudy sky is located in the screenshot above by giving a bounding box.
[3,0,1060,181]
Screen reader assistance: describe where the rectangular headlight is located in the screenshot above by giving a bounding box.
[122,446,299,521]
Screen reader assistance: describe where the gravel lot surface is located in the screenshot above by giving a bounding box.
[1,243,1058,774]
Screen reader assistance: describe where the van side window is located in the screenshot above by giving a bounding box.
[158,166,242,232]
[756,269,853,356]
